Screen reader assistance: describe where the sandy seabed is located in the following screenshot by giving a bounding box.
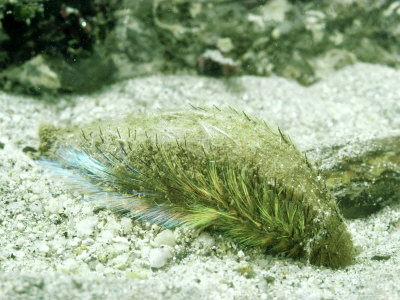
[0,63,399,299]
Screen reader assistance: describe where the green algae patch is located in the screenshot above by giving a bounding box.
[321,136,400,219]
[38,124,77,158]
[38,108,355,268]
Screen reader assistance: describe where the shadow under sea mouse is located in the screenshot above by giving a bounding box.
[38,107,355,268]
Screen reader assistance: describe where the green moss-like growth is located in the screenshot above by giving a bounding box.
[39,108,355,268]
[38,124,63,157]
[321,136,400,219]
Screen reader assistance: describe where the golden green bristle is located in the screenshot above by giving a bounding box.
[39,107,355,268]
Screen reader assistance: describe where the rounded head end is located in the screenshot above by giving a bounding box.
[310,223,355,268]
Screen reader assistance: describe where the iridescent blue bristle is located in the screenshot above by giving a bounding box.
[40,145,183,229]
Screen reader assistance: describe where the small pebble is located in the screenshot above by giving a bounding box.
[120,217,133,234]
[111,253,130,269]
[194,232,215,250]
[16,222,25,231]
[154,229,176,247]
[29,201,43,214]
[82,238,95,246]
[99,230,114,243]
[76,216,98,237]
[46,198,63,214]
[38,243,50,254]
[149,247,172,268]
[112,236,129,244]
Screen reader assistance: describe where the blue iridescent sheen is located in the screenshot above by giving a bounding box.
[40,146,182,228]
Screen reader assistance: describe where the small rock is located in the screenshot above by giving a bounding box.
[76,216,98,237]
[149,247,172,268]
[235,265,255,279]
[16,214,25,221]
[112,236,129,244]
[217,37,234,53]
[111,253,130,269]
[38,243,50,254]
[46,198,63,214]
[16,222,25,231]
[59,258,79,272]
[22,146,37,153]
[70,237,81,247]
[194,232,215,250]
[197,49,241,76]
[237,250,245,258]
[154,229,176,247]
[98,229,114,243]
[111,243,130,255]
[29,201,43,214]
[371,255,391,261]
[0,55,61,91]
[120,217,133,234]
[82,238,95,246]
[265,275,276,284]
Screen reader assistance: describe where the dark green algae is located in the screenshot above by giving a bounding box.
[316,135,400,219]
